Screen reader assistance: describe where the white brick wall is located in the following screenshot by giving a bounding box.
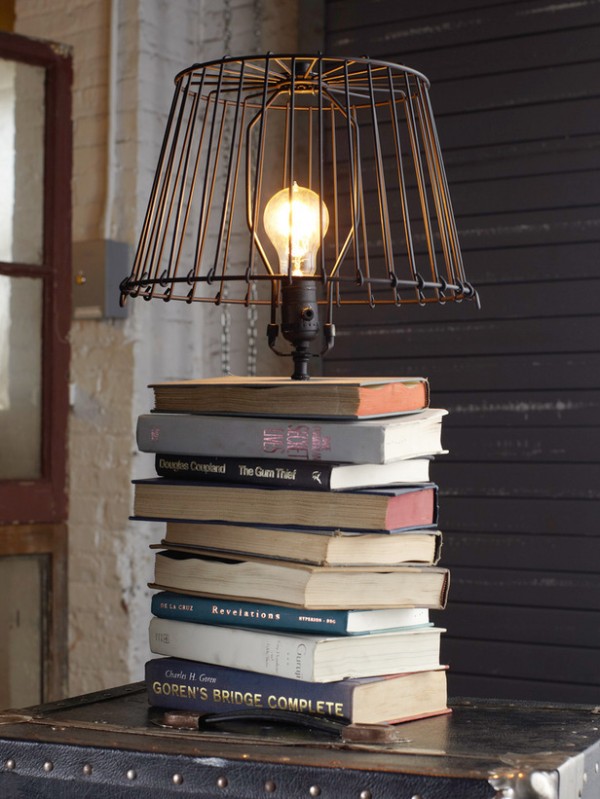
[15,0,304,694]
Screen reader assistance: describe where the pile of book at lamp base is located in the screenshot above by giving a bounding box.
[133,375,451,728]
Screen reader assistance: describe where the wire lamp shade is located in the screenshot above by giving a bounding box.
[120,54,478,378]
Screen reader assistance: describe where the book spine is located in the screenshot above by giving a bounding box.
[155,454,334,491]
[137,414,384,463]
[149,617,319,681]
[151,592,351,634]
[145,657,354,722]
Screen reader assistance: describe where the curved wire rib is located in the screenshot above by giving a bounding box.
[119,54,479,360]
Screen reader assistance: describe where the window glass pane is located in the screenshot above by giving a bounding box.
[0,58,44,265]
[0,276,43,479]
[0,555,43,708]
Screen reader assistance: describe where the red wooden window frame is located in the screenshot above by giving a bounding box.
[0,31,72,524]
[0,31,72,701]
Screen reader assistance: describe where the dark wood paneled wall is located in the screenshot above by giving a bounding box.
[323,0,600,702]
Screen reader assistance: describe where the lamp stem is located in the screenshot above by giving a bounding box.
[290,342,312,380]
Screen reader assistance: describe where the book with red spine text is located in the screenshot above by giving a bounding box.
[136,408,447,465]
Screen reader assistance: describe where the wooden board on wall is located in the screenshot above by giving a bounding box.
[324,0,600,703]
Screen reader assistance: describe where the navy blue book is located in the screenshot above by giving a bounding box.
[133,479,439,532]
[145,656,449,725]
[151,591,431,635]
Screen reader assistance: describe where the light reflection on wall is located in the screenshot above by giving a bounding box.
[0,277,10,411]
[0,59,15,410]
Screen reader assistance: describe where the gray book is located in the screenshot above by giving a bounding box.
[136,408,447,465]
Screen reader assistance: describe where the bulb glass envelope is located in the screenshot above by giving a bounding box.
[120,53,477,320]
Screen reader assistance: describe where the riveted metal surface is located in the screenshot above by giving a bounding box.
[0,685,599,799]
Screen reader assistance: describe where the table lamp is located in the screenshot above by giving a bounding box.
[119,54,478,379]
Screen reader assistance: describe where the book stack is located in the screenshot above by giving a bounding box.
[133,376,451,726]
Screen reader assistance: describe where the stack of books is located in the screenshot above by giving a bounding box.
[133,376,451,726]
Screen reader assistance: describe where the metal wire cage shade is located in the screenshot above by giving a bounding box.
[120,54,478,372]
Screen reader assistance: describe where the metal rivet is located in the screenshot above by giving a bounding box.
[360,792,372,799]
[172,773,184,785]
[5,759,16,771]
[217,776,229,788]
[126,769,137,780]
[265,779,276,792]
[43,761,54,772]
[309,787,321,797]
[83,764,93,776]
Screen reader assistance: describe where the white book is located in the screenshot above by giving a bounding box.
[148,616,444,682]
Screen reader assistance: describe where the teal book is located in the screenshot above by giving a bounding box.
[151,591,431,636]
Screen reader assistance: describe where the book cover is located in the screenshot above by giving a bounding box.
[149,550,450,609]
[148,617,445,682]
[155,453,432,490]
[145,657,449,725]
[132,480,439,532]
[149,375,430,418]
[151,591,432,635]
[136,408,447,464]
[158,521,443,566]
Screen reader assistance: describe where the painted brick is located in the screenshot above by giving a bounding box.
[14,0,304,696]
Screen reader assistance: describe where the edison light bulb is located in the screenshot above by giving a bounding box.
[263,182,329,277]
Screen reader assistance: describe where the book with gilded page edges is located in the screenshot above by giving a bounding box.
[133,480,438,532]
[149,375,430,418]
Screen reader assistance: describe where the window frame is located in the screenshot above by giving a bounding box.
[0,30,72,702]
[0,31,71,522]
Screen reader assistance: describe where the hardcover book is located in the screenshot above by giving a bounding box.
[158,521,442,566]
[136,407,447,464]
[149,375,430,418]
[145,656,449,724]
[154,453,432,490]
[149,550,450,609]
[148,617,445,681]
[151,591,432,635]
[133,480,439,532]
